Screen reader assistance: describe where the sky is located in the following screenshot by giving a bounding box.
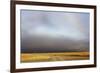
[21,10,90,53]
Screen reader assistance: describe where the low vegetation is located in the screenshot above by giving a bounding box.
[21,52,89,62]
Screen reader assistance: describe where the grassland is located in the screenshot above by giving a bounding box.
[21,52,89,62]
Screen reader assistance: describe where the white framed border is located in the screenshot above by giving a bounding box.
[15,4,94,69]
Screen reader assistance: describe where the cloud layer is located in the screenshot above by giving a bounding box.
[21,10,90,53]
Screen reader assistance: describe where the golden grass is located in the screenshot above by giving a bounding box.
[21,52,89,62]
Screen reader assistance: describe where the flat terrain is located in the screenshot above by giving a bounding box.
[21,52,89,62]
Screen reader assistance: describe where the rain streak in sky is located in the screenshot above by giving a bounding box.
[21,10,90,53]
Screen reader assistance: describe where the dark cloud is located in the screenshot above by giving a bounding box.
[21,34,89,53]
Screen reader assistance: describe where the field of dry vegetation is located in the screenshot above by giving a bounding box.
[21,52,89,62]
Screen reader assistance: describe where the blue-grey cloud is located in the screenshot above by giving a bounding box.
[21,10,90,53]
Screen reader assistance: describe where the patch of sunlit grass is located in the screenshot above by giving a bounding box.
[21,52,89,62]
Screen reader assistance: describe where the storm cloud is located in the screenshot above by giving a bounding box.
[21,10,90,53]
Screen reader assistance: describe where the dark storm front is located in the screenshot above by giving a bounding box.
[21,10,90,53]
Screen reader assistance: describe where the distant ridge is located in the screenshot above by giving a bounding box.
[21,48,88,53]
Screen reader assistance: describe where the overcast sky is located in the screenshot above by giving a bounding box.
[21,10,90,53]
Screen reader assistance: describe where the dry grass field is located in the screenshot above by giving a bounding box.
[21,52,89,62]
